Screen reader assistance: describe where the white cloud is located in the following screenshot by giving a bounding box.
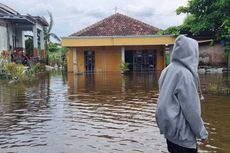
[1,0,188,37]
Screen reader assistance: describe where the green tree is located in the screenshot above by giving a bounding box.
[158,26,182,36]
[48,43,60,52]
[176,0,230,40]
[25,36,33,57]
[43,11,61,64]
[162,0,230,67]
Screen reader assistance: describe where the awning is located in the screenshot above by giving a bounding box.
[0,15,35,24]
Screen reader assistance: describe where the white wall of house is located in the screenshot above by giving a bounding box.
[8,23,13,48]
[0,20,8,52]
[15,29,23,48]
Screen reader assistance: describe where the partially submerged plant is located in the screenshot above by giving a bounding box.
[120,62,130,73]
[3,63,25,80]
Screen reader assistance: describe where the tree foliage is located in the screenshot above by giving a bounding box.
[43,11,63,64]
[161,0,230,66]
[48,43,59,52]
[175,0,230,40]
[158,26,181,36]
[178,0,230,66]
[25,37,33,56]
[47,43,68,66]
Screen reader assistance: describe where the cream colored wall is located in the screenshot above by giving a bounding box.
[62,36,176,47]
[156,45,165,71]
[77,46,121,73]
[67,45,166,73]
[67,48,73,73]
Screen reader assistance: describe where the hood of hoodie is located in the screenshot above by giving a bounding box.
[171,35,199,80]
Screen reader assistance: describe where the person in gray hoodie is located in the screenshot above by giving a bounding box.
[156,35,208,153]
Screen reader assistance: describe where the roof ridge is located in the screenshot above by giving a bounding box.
[116,13,161,32]
[0,3,20,15]
[70,12,161,36]
[70,13,118,36]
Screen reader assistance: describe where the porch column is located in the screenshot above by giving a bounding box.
[33,25,38,57]
[73,48,78,74]
[121,47,125,63]
[40,30,45,58]
[8,24,13,48]
[21,31,25,51]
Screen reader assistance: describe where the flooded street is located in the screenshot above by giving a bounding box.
[0,72,229,153]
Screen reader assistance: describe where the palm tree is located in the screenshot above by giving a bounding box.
[44,11,60,49]
[44,11,60,64]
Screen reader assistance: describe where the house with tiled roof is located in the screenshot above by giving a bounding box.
[0,3,48,58]
[62,13,176,73]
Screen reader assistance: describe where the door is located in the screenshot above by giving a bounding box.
[148,50,157,71]
[125,50,134,71]
[133,50,156,72]
[84,51,95,73]
[133,51,144,71]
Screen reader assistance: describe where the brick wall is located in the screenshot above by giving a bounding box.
[199,43,227,66]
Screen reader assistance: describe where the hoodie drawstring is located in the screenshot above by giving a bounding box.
[198,77,204,101]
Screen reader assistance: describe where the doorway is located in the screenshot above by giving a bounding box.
[125,49,156,72]
[84,51,95,73]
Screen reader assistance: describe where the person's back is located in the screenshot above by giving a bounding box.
[156,35,208,153]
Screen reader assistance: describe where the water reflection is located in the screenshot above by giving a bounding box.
[68,72,160,93]
[66,72,165,153]
[0,72,229,153]
[201,96,230,153]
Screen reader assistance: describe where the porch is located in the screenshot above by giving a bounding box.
[0,14,48,59]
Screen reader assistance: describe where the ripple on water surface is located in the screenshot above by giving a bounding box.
[0,73,229,153]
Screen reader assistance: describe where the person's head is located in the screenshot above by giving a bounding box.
[171,35,199,76]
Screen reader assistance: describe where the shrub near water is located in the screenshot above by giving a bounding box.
[120,62,130,73]
[4,63,25,80]
[21,63,46,79]
[34,63,46,73]
[1,60,47,81]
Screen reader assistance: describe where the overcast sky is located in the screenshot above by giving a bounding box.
[2,0,188,37]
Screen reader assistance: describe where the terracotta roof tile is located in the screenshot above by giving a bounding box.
[70,13,161,36]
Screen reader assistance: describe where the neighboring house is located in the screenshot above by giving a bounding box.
[0,3,48,58]
[163,39,227,67]
[62,13,176,73]
[199,42,227,66]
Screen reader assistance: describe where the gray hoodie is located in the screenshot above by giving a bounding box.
[155,35,208,149]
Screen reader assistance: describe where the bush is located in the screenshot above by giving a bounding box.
[4,63,25,80]
[120,62,130,73]
[34,63,46,73]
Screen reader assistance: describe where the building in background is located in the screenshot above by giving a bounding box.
[0,3,48,58]
[62,13,175,73]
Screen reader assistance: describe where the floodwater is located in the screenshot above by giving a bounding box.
[0,72,229,153]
